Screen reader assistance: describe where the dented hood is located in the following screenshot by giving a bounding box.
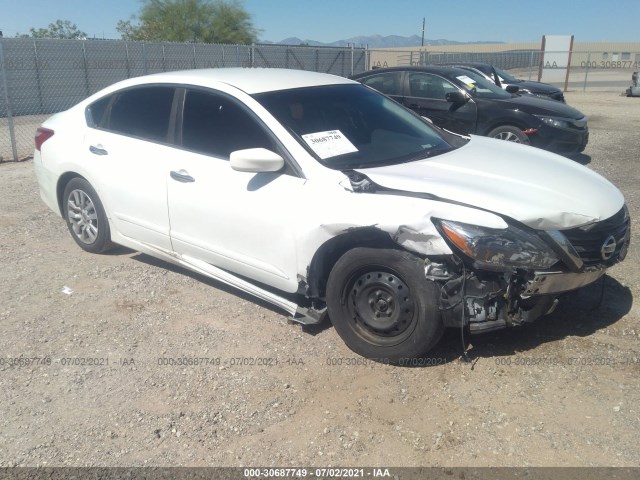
[355,136,624,230]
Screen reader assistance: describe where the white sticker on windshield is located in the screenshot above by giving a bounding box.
[302,130,358,159]
[456,75,476,87]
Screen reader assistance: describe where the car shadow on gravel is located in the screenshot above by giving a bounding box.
[462,275,632,361]
[569,153,591,165]
[130,252,313,320]
[105,245,137,256]
[381,275,633,368]
[130,252,632,367]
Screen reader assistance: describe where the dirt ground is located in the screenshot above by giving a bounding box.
[0,91,639,469]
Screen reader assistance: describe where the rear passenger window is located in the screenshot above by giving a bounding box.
[361,72,402,96]
[86,96,111,127]
[107,87,175,142]
[181,89,274,159]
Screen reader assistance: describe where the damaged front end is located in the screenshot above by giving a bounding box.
[427,206,630,333]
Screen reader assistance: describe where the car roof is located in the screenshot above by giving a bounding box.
[351,65,475,79]
[103,68,357,95]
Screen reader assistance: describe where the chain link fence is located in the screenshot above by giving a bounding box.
[0,38,367,162]
[2,38,638,163]
[370,48,640,91]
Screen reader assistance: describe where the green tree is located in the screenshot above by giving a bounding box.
[20,19,87,39]
[117,0,258,44]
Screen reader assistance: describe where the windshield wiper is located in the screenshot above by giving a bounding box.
[404,146,455,163]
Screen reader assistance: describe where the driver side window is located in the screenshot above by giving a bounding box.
[181,89,275,159]
[408,73,458,100]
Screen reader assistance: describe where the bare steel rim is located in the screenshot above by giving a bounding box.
[343,269,418,346]
[67,189,99,244]
[493,131,523,142]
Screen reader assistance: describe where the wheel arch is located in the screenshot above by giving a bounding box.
[305,227,402,300]
[56,172,86,216]
[479,121,529,137]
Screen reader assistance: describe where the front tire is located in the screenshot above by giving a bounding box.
[326,248,444,362]
[62,178,113,253]
[488,125,530,144]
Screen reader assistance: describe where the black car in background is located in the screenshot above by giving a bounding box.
[442,62,565,102]
[351,66,587,155]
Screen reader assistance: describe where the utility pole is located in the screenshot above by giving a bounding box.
[421,17,425,47]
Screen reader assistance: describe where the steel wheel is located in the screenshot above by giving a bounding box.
[346,270,416,345]
[326,248,444,362]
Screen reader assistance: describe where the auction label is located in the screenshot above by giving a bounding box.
[456,75,476,87]
[302,130,358,159]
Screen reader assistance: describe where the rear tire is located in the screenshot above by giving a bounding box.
[326,248,444,363]
[488,125,530,144]
[62,178,113,254]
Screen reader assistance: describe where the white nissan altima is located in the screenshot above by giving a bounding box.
[34,68,630,362]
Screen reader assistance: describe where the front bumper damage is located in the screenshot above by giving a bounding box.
[432,205,630,334]
[436,265,607,334]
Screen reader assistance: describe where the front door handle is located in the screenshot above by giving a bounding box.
[89,145,108,156]
[170,170,195,183]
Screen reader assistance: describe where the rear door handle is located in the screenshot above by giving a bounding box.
[89,145,108,156]
[170,170,195,183]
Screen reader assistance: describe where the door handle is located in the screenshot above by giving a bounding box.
[170,170,195,183]
[89,145,108,156]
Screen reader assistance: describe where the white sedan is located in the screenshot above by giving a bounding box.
[34,68,630,362]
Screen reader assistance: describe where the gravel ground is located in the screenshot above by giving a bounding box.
[0,91,639,468]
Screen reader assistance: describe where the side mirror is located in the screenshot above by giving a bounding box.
[445,91,467,104]
[506,84,520,94]
[230,148,285,173]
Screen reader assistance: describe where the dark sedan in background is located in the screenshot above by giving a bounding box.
[352,66,588,155]
[444,62,566,102]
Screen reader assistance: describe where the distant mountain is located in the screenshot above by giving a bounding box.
[261,34,504,48]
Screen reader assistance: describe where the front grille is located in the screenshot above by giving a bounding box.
[563,207,630,267]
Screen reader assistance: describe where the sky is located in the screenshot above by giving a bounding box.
[0,0,638,44]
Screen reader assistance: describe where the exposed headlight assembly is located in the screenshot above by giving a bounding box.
[435,220,559,271]
[533,115,571,129]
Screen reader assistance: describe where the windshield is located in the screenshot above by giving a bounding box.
[494,66,521,83]
[448,69,512,99]
[253,84,454,169]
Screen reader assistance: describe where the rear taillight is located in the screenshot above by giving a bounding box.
[35,127,54,151]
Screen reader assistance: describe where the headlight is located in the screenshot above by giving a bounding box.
[533,115,571,129]
[435,220,559,270]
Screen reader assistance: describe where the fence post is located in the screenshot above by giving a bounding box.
[221,45,225,67]
[124,42,131,78]
[142,43,148,75]
[162,44,166,71]
[583,51,591,92]
[236,45,240,67]
[192,44,197,69]
[0,40,19,162]
[33,40,44,112]
[251,43,255,67]
[81,41,90,96]
[350,44,354,76]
